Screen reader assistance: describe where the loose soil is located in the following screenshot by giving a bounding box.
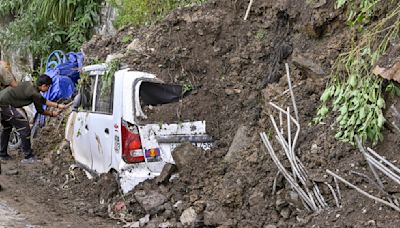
[2,0,400,227]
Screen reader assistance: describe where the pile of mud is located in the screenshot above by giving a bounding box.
[25,0,400,227]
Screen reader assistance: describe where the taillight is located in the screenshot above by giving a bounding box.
[121,121,144,163]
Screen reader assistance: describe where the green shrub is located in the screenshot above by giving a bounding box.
[315,4,400,145]
[108,0,208,28]
[0,0,101,60]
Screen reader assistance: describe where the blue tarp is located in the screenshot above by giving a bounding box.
[43,51,84,101]
[36,50,83,127]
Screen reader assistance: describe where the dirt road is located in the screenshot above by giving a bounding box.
[0,158,118,228]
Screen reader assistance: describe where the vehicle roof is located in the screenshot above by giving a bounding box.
[82,63,157,80]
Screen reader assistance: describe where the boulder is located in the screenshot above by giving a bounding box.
[224,126,251,163]
[172,143,202,170]
[180,207,199,226]
[134,191,168,213]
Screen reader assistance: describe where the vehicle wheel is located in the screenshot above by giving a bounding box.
[8,128,21,150]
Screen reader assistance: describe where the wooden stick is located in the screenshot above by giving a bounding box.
[244,0,254,20]
[285,63,299,122]
[325,182,340,208]
[355,136,385,189]
[260,132,317,211]
[326,169,400,212]
[350,171,394,202]
[367,147,400,176]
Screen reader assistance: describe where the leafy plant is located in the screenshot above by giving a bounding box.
[121,35,132,44]
[0,0,101,60]
[386,81,400,97]
[182,82,194,94]
[101,59,120,97]
[315,4,400,145]
[256,29,266,41]
[335,0,381,26]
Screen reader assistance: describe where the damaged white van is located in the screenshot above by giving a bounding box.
[65,64,212,193]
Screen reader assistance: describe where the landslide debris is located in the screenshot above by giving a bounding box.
[17,0,400,227]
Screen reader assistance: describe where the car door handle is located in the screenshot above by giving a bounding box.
[105,128,109,134]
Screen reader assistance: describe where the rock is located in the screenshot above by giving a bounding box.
[134,191,168,213]
[139,214,150,227]
[105,53,124,63]
[126,38,145,53]
[364,220,376,226]
[180,207,199,226]
[249,191,264,207]
[173,200,184,213]
[204,206,228,226]
[193,200,206,213]
[5,169,18,175]
[156,163,177,184]
[123,221,140,228]
[275,191,287,211]
[159,221,175,228]
[113,201,127,213]
[280,207,291,219]
[224,126,251,162]
[308,169,326,183]
[286,191,302,208]
[308,0,327,8]
[264,225,277,228]
[172,143,202,170]
[224,88,241,95]
[292,52,325,78]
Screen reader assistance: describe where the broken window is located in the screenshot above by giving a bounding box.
[94,75,114,114]
[139,82,187,106]
[79,76,95,111]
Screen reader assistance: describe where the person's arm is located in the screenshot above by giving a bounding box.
[45,100,67,110]
[32,94,60,117]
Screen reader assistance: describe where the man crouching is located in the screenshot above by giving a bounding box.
[0,74,66,163]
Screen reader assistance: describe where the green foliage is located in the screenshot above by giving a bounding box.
[386,81,400,97]
[0,0,101,59]
[336,0,381,26]
[315,5,400,145]
[256,29,266,40]
[121,35,132,44]
[182,82,194,94]
[0,0,25,16]
[101,59,120,97]
[108,0,208,28]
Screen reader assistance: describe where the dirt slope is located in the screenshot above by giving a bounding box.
[1,0,400,227]
[83,0,400,226]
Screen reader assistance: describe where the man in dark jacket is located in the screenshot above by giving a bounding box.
[0,74,66,163]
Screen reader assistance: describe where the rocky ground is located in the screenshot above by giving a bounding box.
[1,0,400,227]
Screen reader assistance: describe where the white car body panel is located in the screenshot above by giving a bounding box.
[65,64,212,193]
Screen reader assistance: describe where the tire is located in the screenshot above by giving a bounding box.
[8,128,21,150]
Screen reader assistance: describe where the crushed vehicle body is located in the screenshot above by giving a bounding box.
[65,64,212,193]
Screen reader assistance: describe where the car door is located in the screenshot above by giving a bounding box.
[88,74,115,173]
[69,75,96,170]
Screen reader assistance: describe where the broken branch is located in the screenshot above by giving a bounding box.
[326,169,400,212]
